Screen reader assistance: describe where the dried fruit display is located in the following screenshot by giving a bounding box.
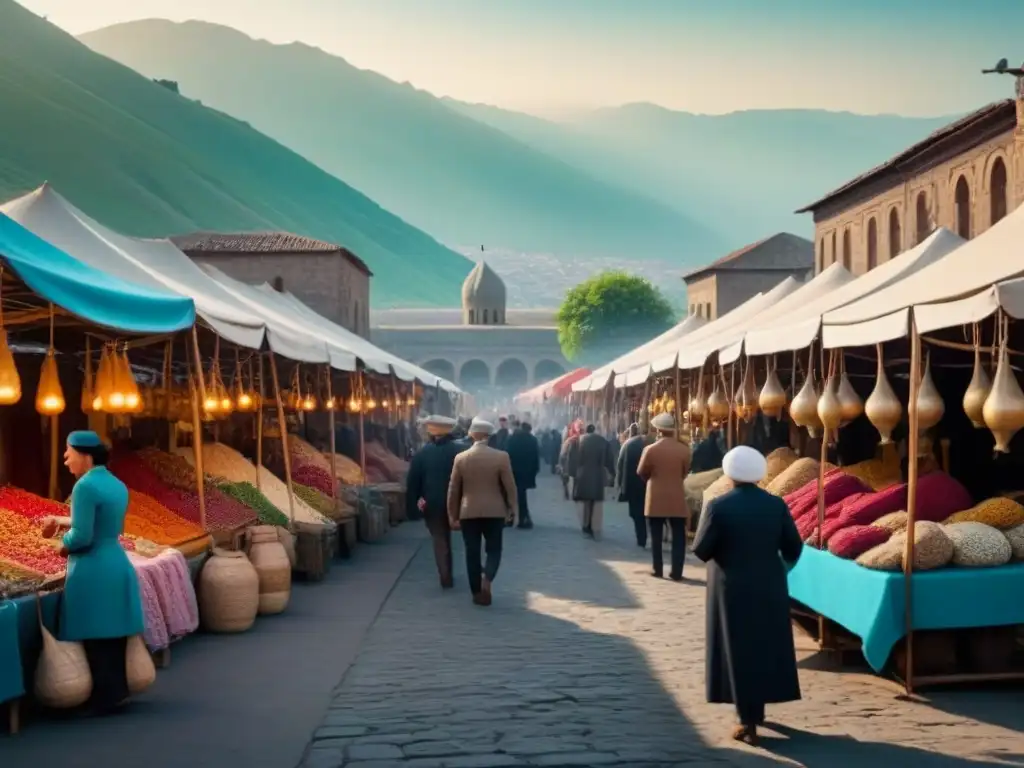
[125,490,207,546]
[218,482,289,527]
[0,485,71,521]
[365,440,409,483]
[288,435,332,473]
[322,452,364,485]
[293,483,338,519]
[292,464,335,497]
[0,509,66,575]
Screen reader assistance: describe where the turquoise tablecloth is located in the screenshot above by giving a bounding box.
[787,545,1024,672]
[0,592,61,705]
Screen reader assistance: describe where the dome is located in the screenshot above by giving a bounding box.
[461,261,506,325]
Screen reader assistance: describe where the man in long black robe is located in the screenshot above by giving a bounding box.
[505,422,540,529]
[406,416,466,589]
[616,423,651,547]
[692,445,804,746]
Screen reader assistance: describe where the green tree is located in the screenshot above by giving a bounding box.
[557,271,676,364]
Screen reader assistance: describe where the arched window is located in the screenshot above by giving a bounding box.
[841,229,851,270]
[830,231,836,266]
[483,309,489,324]
[991,157,1008,226]
[866,218,878,271]
[954,176,971,238]
[817,238,824,272]
[272,276,285,292]
[915,191,930,245]
[889,208,901,258]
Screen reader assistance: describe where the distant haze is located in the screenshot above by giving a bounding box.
[18,0,1023,116]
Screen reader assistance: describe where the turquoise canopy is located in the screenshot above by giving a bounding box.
[0,212,195,333]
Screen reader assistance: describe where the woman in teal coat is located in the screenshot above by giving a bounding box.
[42,430,144,714]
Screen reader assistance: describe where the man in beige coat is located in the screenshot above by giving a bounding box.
[448,418,518,606]
[637,412,692,581]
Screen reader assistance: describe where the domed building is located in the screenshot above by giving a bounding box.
[370,262,570,398]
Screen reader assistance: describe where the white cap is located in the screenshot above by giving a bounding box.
[423,415,457,435]
[722,446,768,484]
[469,418,495,436]
[651,412,676,432]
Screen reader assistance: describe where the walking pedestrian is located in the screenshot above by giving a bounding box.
[692,446,804,746]
[447,418,517,606]
[405,415,465,589]
[570,424,616,539]
[637,412,691,579]
[558,421,582,500]
[488,416,511,450]
[616,422,653,548]
[505,421,540,529]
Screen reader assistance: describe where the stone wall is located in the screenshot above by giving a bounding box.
[190,251,371,337]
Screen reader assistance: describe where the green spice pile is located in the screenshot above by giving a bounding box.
[218,481,290,527]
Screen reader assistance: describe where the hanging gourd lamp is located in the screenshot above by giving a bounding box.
[916,351,945,432]
[0,330,21,405]
[118,347,142,413]
[758,363,786,419]
[36,306,64,416]
[92,345,115,411]
[983,330,1024,453]
[366,393,378,411]
[963,329,991,429]
[865,343,902,445]
[348,395,361,413]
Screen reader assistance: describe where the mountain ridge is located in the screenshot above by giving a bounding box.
[80,19,727,266]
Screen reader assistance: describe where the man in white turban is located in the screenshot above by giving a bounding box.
[692,445,804,745]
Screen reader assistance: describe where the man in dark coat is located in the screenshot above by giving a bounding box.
[505,422,540,529]
[616,423,652,547]
[690,425,726,473]
[488,416,511,451]
[692,446,804,746]
[570,424,616,538]
[548,428,563,473]
[405,416,466,589]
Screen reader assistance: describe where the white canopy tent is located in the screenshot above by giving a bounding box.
[606,276,805,389]
[723,228,965,361]
[1,185,460,391]
[822,203,1024,348]
[571,313,706,393]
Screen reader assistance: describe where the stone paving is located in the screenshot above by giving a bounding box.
[300,474,1024,768]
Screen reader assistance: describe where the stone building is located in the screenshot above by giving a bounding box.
[370,261,570,396]
[798,79,1024,275]
[683,232,813,321]
[173,232,372,337]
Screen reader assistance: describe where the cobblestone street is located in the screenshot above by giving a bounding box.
[301,475,1024,768]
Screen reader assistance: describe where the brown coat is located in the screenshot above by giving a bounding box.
[636,436,692,519]
[447,441,518,521]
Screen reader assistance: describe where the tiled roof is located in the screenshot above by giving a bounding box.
[172,231,372,275]
[682,232,813,282]
[796,100,1017,214]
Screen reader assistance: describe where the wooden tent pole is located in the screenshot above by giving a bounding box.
[256,353,265,491]
[268,352,296,525]
[188,326,208,531]
[357,370,367,485]
[902,326,922,695]
[673,364,683,442]
[326,365,338,496]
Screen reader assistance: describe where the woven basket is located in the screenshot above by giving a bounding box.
[126,634,156,695]
[247,525,291,615]
[34,609,92,709]
[197,548,260,633]
[277,527,297,568]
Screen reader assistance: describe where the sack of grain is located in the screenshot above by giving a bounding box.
[943,521,1012,567]
[914,472,973,522]
[871,510,909,533]
[759,447,798,489]
[841,449,901,491]
[856,540,903,571]
[685,468,724,518]
[790,473,868,524]
[702,473,735,509]
[1005,522,1024,561]
[767,458,822,496]
[943,497,1024,530]
[888,521,954,571]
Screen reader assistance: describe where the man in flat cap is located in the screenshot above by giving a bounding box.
[637,412,692,580]
[406,415,465,589]
[448,418,517,606]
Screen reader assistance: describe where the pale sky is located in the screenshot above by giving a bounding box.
[15,0,1024,116]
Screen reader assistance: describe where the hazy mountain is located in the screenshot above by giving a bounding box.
[446,99,954,248]
[81,20,725,267]
[0,0,472,307]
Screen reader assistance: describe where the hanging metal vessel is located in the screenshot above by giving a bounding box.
[982,345,1024,453]
[916,351,945,432]
[758,367,787,419]
[817,374,843,433]
[962,345,991,429]
[836,371,863,424]
[737,359,758,423]
[689,369,707,420]
[707,377,730,422]
[865,345,902,444]
[790,373,822,436]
